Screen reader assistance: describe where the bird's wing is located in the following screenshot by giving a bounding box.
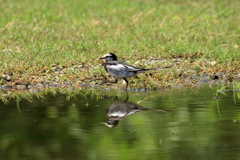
[105,60,144,72]
[106,63,125,72]
[117,61,144,71]
[123,64,143,71]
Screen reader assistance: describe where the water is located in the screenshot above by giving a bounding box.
[0,86,239,160]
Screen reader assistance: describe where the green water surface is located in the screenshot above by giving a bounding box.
[0,86,239,160]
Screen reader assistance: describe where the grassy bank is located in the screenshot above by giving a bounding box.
[0,0,239,90]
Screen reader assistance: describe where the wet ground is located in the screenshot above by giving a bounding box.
[0,85,239,160]
[0,72,239,92]
[1,58,240,91]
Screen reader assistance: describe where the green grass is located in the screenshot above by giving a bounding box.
[0,0,239,89]
[0,87,101,104]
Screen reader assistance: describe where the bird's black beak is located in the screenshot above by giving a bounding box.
[99,57,105,59]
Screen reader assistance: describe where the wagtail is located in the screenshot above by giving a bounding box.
[100,53,172,90]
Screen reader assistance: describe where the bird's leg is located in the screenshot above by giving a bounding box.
[123,91,129,102]
[123,78,128,91]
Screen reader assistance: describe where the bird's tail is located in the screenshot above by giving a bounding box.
[143,108,171,112]
[146,63,174,71]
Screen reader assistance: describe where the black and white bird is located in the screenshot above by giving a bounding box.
[100,53,173,90]
[101,94,169,128]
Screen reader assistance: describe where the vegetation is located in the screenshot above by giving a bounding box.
[0,87,102,104]
[0,0,239,90]
[0,2,239,158]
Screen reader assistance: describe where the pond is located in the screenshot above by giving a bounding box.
[0,85,240,160]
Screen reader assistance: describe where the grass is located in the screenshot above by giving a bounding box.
[0,0,239,90]
[0,87,101,104]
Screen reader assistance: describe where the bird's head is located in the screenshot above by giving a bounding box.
[100,53,118,61]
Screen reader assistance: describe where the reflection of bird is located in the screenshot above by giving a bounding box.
[101,95,169,128]
[100,53,173,90]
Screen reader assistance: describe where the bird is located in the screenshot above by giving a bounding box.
[101,94,170,128]
[99,52,173,90]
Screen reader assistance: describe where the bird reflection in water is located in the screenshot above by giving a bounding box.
[101,93,170,128]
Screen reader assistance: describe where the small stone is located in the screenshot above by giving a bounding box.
[2,74,11,81]
[16,85,27,90]
[210,61,216,66]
